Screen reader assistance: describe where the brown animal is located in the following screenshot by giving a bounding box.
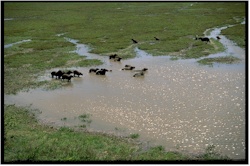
[61,74,74,82]
[109,54,118,59]
[114,57,122,62]
[96,69,109,75]
[73,70,83,77]
[133,68,148,72]
[55,70,65,79]
[122,66,135,70]
[89,68,99,73]
[133,71,144,77]
[51,71,57,78]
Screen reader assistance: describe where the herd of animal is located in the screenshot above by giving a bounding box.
[51,60,148,82]
[51,35,216,82]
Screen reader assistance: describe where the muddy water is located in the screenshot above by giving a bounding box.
[5,26,246,159]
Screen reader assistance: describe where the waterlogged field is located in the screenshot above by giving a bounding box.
[4,2,246,162]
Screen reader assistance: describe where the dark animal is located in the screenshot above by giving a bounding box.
[114,57,122,62]
[109,54,118,59]
[73,70,83,77]
[51,71,57,78]
[154,37,159,40]
[198,37,210,43]
[66,70,73,75]
[133,68,148,72]
[55,70,65,79]
[61,74,74,82]
[133,71,144,77]
[216,36,221,40]
[122,66,135,70]
[89,68,99,73]
[96,69,109,75]
[132,39,138,43]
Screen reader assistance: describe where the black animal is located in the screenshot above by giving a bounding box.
[133,68,148,72]
[51,71,57,78]
[114,57,122,62]
[55,70,65,79]
[109,54,118,59]
[66,70,73,75]
[198,37,210,43]
[133,71,144,77]
[96,69,109,75]
[122,66,135,70]
[73,70,83,77]
[61,74,74,82]
[216,36,221,40]
[154,37,159,40]
[132,39,138,43]
[89,68,99,73]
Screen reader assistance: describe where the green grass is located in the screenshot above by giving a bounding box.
[197,56,241,66]
[4,104,229,162]
[221,24,246,48]
[130,133,140,139]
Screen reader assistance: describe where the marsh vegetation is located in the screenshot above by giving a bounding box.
[4,2,246,162]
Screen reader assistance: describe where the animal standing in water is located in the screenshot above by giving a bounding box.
[73,70,83,77]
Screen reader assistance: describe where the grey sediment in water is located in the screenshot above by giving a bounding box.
[4,24,246,159]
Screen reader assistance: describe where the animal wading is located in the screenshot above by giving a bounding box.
[96,69,110,75]
[89,68,99,73]
[61,74,74,82]
[73,70,83,77]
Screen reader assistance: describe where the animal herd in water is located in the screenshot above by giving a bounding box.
[51,35,216,82]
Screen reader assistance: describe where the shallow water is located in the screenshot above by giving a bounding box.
[4,25,246,159]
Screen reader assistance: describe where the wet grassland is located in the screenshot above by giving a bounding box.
[4,2,246,162]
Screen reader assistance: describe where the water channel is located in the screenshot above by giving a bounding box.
[4,24,246,159]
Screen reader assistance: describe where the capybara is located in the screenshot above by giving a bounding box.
[96,69,109,75]
[61,74,74,82]
[89,68,99,73]
[122,66,135,70]
[51,71,57,78]
[55,70,65,79]
[133,68,148,72]
[133,71,144,77]
[66,70,73,75]
[198,37,210,43]
[109,54,118,59]
[114,57,122,62]
[73,70,83,77]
